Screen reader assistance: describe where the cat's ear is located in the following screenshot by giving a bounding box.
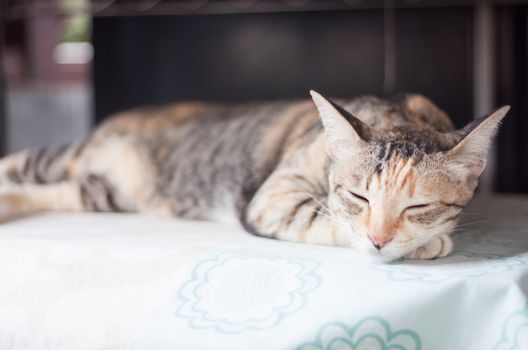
[310,90,370,159]
[446,106,510,178]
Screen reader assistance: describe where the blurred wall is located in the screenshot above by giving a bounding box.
[6,85,91,152]
[3,5,92,153]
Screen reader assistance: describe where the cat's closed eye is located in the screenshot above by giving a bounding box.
[405,203,430,211]
[349,191,369,204]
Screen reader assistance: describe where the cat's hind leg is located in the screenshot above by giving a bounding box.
[0,182,84,222]
[0,140,88,186]
[0,173,132,222]
[0,126,172,221]
[0,142,89,221]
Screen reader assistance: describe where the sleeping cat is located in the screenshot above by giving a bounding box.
[0,91,508,260]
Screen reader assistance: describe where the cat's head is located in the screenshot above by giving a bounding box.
[310,90,509,260]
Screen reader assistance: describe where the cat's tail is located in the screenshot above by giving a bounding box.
[0,138,89,186]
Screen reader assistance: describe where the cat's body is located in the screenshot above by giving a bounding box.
[0,92,508,260]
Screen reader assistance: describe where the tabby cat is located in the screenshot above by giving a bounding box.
[0,91,508,260]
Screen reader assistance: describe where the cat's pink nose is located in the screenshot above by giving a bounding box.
[368,234,393,250]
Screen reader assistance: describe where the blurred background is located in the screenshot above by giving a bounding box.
[1,0,527,193]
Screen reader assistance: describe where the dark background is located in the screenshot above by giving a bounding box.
[3,1,528,193]
[93,8,474,125]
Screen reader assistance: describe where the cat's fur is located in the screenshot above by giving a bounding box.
[0,91,508,260]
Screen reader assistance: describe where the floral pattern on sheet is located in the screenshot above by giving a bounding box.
[296,316,421,350]
[175,252,321,333]
[373,251,527,283]
[493,304,528,350]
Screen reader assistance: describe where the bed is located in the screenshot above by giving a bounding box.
[0,195,526,350]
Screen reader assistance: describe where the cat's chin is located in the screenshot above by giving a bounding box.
[359,247,404,263]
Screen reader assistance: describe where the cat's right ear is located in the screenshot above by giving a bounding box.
[445,105,509,178]
[310,90,370,160]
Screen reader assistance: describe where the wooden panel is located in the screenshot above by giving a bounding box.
[93,10,386,118]
[93,8,473,124]
[496,6,528,193]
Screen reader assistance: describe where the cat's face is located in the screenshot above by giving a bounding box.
[327,145,473,260]
[311,91,509,260]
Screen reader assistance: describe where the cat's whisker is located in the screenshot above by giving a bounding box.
[459,212,484,216]
[303,192,333,214]
[312,210,364,245]
[310,206,345,229]
[451,225,483,231]
[333,218,365,244]
[391,232,443,248]
[390,238,430,249]
[303,193,363,241]
[455,220,491,228]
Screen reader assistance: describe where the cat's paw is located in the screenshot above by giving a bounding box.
[405,234,453,260]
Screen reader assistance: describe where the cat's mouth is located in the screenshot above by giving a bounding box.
[362,244,403,262]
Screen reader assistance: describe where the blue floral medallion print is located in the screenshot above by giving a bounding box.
[373,251,527,283]
[493,304,528,350]
[175,252,321,333]
[297,316,421,350]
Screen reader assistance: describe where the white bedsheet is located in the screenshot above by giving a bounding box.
[0,196,527,350]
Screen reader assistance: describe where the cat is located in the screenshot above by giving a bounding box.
[0,91,508,260]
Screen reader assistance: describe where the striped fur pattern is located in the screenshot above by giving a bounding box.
[0,91,509,260]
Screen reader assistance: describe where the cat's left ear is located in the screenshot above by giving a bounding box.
[446,105,510,177]
[310,90,370,160]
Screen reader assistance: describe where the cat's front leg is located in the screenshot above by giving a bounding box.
[405,234,453,260]
[244,169,346,246]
